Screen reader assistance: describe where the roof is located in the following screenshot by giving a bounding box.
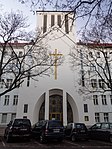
[77,41,112,48]
[0,42,29,47]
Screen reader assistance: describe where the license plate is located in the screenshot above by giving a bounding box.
[53,129,60,132]
[80,130,85,132]
[20,128,27,131]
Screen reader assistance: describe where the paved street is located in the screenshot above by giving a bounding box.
[0,137,112,149]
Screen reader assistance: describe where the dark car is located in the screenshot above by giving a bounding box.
[4,118,31,142]
[31,120,64,143]
[64,123,89,142]
[88,122,112,143]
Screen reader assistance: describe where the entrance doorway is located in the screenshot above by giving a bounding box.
[50,112,62,121]
[49,95,63,122]
[37,90,77,124]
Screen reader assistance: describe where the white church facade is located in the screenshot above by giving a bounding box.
[0,11,112,126]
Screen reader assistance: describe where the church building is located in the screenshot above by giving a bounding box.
[0,11,112,126]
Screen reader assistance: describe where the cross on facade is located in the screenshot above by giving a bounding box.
[50,49,63,80]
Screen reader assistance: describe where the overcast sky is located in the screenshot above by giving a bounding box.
[1,0,36,31]
[1,0,82,41]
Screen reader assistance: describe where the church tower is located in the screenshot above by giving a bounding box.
[36,11,76,38]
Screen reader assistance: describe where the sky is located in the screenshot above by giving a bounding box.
[1,0,36,32]
[0,0,83,41]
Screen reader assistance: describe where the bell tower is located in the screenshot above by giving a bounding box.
[36,11,76,36]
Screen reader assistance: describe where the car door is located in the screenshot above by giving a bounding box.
[32,121,44,138]
[100,123,110,141]
[89,123,101,139]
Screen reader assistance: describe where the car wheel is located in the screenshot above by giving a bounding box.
[110,135,112,143]
[40,134,46,144]
[71,134,76,142]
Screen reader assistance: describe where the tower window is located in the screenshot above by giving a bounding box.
[43,15,47,33]
[57,15,61,28]
[51,15,55,27]
[65,14,69,34]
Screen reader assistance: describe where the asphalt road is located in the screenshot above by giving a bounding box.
[0,137,112,149]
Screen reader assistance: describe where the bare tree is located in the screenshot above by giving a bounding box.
[69,14,112,95]
[18,0,112,28]
[0,12,59,97]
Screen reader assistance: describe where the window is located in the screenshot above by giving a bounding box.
[81,70,85,86]
[96,52,100,58]
[101,123,109,129]
[99,79,105,88]
[24,104,28,113]
[92,123,101,129]
[11,113,16,121]
[57,15,61,28]
[4,95,10,105]
[11,51,15,58]
[110,95,112,105]
[104,113,109,122]
[89,52,93,58]
[23,116,27,119]
[84,116,89,121]
[104,63,110,73]
[84,104,88,113]
[95,113,100,122]
[98,63,103,72]
[51,15,55,27]
[1,113,7,123]
[65,14,69,33]
[27,72,30,87]
[0,79,4,88]
[91,79,97,88]
[93,95,98,105]
[90,64,96,71]
[104,51,108,58]
[43,15,47,33]
[13,95,18,105]
[101,95,107,105]
[19,51,23,57]
[6,79,13,88]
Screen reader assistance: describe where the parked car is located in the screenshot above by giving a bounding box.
[31,120,65,143]
[4,118,31,142]
[64,123,89,142]
[88,122,112,143]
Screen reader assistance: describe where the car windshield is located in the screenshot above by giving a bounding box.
[48,121,63,127]
[13,119,31,126]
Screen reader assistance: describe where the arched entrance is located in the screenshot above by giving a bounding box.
[34,89,79,125]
